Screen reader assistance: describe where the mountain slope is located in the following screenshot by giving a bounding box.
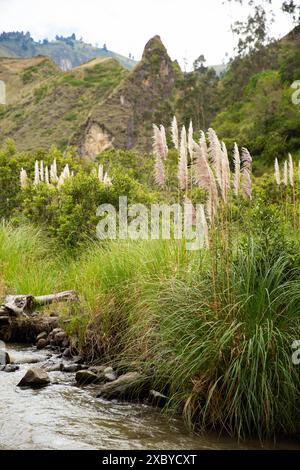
[0,36,181,155]
[0,32,137,70]
[213,25,300,170]
[0,56,128,150]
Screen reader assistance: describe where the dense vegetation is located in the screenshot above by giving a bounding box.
[1,119,300,440]
[1,22,300,442]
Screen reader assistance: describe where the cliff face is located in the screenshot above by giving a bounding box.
[75,36,182,157]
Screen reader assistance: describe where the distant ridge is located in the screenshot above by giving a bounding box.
[0,31,137,70]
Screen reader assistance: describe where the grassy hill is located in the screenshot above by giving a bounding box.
[0,36,182,154]
[0,56,128,150]
[0,32,137,70]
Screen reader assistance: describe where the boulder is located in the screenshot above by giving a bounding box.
[88,365,106,375]
[53,331,67,345]
[48,328,63,341]
[62,347,72,358]
[103,366,118,382]
[17,368,50,388]
[75,370,102,385]
[62,338,69,348]
[0,351,11,365]
[36,338,48,350]
[87,365,117,383]
[96,372,147,400]
[36,331,48,341]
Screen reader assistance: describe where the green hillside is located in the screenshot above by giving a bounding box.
[0,56,128,150]
[213,25,300,171]
[1,28,300,167]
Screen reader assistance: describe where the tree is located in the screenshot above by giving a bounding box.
[227,0,300,56]
[193,54,206,72]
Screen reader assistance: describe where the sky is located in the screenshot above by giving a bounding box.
[0,0,296,69]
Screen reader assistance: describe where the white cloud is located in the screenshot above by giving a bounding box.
[0,0,295,69]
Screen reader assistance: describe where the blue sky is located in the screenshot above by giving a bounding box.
[0,0,296,69]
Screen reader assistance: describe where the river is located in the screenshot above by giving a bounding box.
[0,345,299,450]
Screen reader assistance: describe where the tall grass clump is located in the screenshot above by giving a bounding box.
[62,238,192,357]
[0,223,61,295]
[123,238,300,440]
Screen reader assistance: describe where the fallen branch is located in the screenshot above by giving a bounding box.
[0,291,79,317]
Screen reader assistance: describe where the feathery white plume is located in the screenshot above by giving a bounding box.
[34,160,40,185]
[57,173,65,189]
[50,159,58,184]
[221,141,231,201]
[171,116,179,150]
[198,204,209,248]
[103,172,113,186]
[274,158,281,185]
[62,164,70,179]
[288,153,294,187]
[45,166,50,185]
[188,120,194,159]
[153,124,167,160]
[233,143,241,196]
[160,125,168,159]
[283,160,288,186]
[98,164,104,182]
[178,126,188,190]
[40,160,44,182]
[199,130,208,155]
[192,140,218,222]
[154,154,165,187]
[241,147,252,200]
[207,128,223,196]
[20,168,28,189]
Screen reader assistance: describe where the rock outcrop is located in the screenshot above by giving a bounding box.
[75,35,181,157]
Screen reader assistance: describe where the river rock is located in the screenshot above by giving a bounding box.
[103,367,118,382]
[0,364,19,373]
[44,363,64,372]
[36,338,48,350]
[53,331,67,346]
[72,355,84,364]
[88,365,106,375]
[62,338,69,348]
[62,347,71,358]
[63,363,82,373]
[96,372,146,399]
[0,351,11,365]
[36,331,48,341]
[75,370,102,385]
[17,368,50,388]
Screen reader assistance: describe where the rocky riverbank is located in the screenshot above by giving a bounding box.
[0,313,162,405]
